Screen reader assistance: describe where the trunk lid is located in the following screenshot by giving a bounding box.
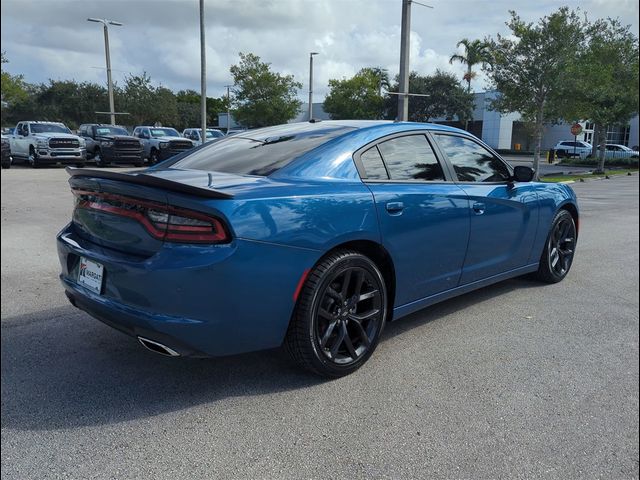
[67,168,237,256]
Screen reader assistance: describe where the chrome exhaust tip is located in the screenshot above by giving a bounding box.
[137,336,180,357]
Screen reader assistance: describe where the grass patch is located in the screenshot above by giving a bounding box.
[540,168,638,183]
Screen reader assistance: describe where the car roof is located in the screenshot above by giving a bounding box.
[23,121,66,125]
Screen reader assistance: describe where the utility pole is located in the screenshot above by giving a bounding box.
[397,0,411,122]
[87,18,122,125]
[308,52,319,121]
[199,0,207,144]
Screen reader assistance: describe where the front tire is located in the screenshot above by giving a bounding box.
[94,149,107,167]
[534,209,577,283]
[29,147,39,168]
[149,148,159,165]
[285,250,387,378]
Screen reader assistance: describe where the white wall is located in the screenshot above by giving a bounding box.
[629,116,639,149]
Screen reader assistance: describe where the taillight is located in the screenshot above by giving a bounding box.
[72,189,229,244]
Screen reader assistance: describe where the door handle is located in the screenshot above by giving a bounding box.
[385,202,404,214]
[472,202,486,215]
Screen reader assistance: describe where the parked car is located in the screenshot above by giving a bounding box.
[182,128,225,146]
[602,144,639,159]
[578,143,639,160]
[554,140,592,158]
[58,121,579,377]
[79,124,145,167]
[132,126,195,164]
[1,134,11,169]
[9,121,86,168]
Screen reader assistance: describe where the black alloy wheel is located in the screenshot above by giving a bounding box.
[535,209,577,283]
[285,250,387,378]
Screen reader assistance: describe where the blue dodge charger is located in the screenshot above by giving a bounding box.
[57,121,578,377]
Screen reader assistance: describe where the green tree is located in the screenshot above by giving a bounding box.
[174,90,229,130]
[118,73,178,127]
[385,71,474,123]
[119,73,156,126]
[561,19,639,173]
[448,38,492,92]
[324,68,387,120]
[1,52,29,110]
[487,8,586,175]
[230,52,302,127]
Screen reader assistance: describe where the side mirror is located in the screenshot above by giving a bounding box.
[512,165,535,182]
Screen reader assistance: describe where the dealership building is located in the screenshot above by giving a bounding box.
[447,91,640,152]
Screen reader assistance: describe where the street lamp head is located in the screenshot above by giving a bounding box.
[310,52,319,56]
[87,18,123,27]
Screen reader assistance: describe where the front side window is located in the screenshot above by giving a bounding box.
[376,135,445,181]
[434,134,510,183]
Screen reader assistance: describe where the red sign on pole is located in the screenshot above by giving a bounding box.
[570,123,583,136]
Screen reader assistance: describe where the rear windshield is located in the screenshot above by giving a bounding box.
[170,124,354,176]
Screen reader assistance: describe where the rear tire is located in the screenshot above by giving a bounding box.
[285,250,387,378]
[534,209,577,283]
[1,157,10,169]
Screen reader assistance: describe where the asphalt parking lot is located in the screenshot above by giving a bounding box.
[1,166,638,479]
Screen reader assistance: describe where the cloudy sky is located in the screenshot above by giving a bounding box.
[1,0,638,101]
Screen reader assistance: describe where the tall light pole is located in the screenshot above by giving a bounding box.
[87,18,122,125]
[397,0,411,122]
[396,0,432,122]
[308,52,319,121]
[199,0,206,144]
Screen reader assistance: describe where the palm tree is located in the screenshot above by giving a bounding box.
[449,38,493,92]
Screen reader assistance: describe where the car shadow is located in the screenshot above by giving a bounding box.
[383,276,543,339]
[1,276,545,432]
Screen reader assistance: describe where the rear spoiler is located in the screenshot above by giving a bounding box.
[66,167,233,199]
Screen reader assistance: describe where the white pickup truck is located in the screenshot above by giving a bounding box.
[10,121,87,168]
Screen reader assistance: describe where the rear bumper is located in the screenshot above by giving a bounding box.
[63,285,210,357]
[56,224,320,357]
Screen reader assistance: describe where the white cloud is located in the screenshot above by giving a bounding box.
[1,0,637,102]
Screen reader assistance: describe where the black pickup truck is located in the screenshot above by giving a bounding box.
[79,124,145,167]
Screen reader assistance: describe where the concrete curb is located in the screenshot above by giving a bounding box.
[557,171,637,185]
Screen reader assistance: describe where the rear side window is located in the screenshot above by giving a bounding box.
[434,134,510,183]
[377,134,445,181]
[360,146,389,180]
[171,125,354,176]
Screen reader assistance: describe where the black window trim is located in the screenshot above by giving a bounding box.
[352,130,456,184]
[429,131,514,185]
